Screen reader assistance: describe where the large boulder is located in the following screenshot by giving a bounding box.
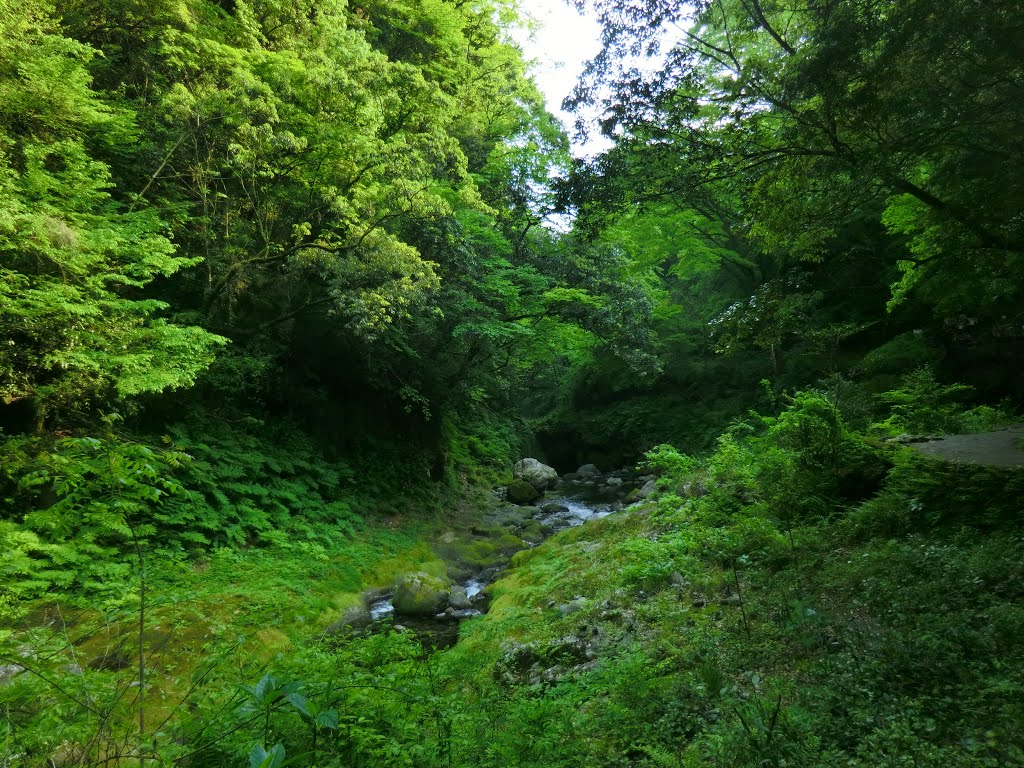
[577,463,601,478]
[514,458,559,492]
[506,478,540,504]
[392,572,451,616]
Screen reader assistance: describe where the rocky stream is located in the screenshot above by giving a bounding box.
[329,459,657,648]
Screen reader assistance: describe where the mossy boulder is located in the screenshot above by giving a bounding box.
[392,572,452,616]
[507,479,540,503]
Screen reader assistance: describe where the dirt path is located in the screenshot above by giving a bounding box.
[908,426,1024,468]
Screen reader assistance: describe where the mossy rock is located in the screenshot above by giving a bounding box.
[520,519,553,544]
[393,572,452,616]
[484,505,535,529]
[436,533,526,572]
[507,479,540,503]
[254,628,293,661]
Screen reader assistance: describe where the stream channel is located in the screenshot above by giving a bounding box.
[352,475,638,651]
[354,471,648,649]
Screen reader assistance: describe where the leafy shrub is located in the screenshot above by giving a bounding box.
[871,367,1002,435]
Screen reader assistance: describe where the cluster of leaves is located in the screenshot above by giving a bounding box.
[872,367,1011,436]
[0,0,225,426]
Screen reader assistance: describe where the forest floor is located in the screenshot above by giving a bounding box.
[909,425,1024,467]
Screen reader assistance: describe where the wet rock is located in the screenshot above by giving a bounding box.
[577,464,601,477]
[541,501,570,515]
[392,572,452,617]
[605,476,623,487]
[448,586,472,610]
[562,472,580,482]
[506,479,540,504]
[486,505,534,528]
[470,590,491,611]
[520,519,551,544]
[514,458,559,492]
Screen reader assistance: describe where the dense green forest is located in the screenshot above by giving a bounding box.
[1,0,1022,765]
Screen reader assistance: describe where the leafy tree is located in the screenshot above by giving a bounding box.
[0,0,224,428]
[574,0,1024,319]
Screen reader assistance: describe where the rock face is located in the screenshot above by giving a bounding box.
[392,572,452,616]
[514,458,559,492]
[506,479,540,504]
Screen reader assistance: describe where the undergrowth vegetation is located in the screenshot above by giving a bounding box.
[3,384,1022,767]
